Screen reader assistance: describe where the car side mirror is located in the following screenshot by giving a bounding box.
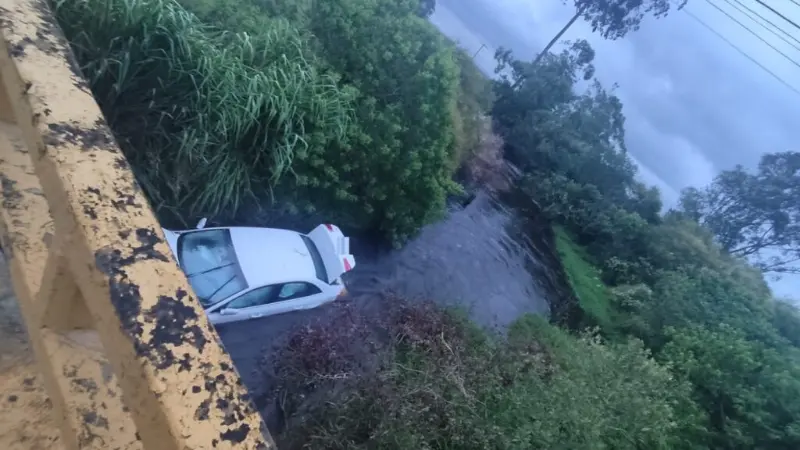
[196,218,208,229]
[220,309,237,316]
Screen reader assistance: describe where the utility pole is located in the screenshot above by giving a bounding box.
[472,44,486,59]
[533,8,583,65]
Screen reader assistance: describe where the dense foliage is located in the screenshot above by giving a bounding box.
[267,301,702,450]
[55,0,489,242]
[54,0,356,225]
[494,42,800,448]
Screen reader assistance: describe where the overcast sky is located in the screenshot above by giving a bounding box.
[429,0,800,300]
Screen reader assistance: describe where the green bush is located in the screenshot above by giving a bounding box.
[54,0,356,226]
[269,302,703,450]
[177,0,463,242]
[276,0,463,242]
[663,325,800,448]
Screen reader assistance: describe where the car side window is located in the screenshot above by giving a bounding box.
[225,286,277,310]
[276,282,321,301]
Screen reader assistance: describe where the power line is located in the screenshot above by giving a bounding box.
[724,0,800,50]
[706,0,800,70]
[684,9,800,97]
[756,0,800,33]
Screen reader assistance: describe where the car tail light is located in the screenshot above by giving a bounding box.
[343,258,352,271]
[325,224,334,231]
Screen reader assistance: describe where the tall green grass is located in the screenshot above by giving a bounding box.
[554,226,616,331]
[52,0,356,225]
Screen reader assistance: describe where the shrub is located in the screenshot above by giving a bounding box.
[54,0,356,226]
[662,325,800,448]
[178,0,464,242]
[267,301,702,450]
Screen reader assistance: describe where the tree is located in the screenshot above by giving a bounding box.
[535,0,688,65]
[493,42,639,206]
[662,324,800,449]
[417,0,435,17]
[677,151,800,275]
[625,182,662,224]
[298,0,461,243]
[494,40,595,136]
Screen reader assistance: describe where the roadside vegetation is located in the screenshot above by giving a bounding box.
[495,40,800,448]
[54,0,495,243]
[266,299,701,449]
[52,0,800,448]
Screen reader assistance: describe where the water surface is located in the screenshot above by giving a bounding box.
[219,182,571,391]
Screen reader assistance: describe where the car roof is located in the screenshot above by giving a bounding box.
[227,227,318,287]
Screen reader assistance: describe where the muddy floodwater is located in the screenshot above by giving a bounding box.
[0,180,572,432]
[218,183,572,394]
[345,189,559,329]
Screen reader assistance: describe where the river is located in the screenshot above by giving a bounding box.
[0,169,573,435]
[217,178,574,412]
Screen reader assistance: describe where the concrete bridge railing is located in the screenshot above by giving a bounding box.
[0,1,274,448]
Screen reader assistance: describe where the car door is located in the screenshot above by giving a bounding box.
[272,281,326,312]
[208,285,279,324]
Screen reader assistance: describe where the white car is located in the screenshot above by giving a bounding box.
[163,219,355,325]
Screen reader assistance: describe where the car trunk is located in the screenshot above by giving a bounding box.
[306,224,356,283]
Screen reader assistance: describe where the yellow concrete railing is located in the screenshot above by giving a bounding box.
[0,0,274,448]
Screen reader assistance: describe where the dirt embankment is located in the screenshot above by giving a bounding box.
[458,117,509,192]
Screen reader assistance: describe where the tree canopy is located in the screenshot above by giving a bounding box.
[490,40,800,449]
[535,0,689,64]
[678,151,800,275]
[573,0,686,39]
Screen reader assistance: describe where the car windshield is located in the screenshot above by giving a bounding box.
[301,235,329,283]
[177,229,248,308]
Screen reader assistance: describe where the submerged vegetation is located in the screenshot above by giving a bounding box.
[52,0,800,447]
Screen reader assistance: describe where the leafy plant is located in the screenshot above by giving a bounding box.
[268,301,701,450]
[54,0,356,226]
[178,0,465,242]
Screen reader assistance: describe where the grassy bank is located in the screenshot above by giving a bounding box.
[266,299,698,450]
[553,226,614,331]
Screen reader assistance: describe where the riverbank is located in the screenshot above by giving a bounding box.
[259,281,694,450]
[217,174,580,421]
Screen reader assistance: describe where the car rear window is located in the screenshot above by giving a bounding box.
[301,235,329,283]
[177,229,248,308]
